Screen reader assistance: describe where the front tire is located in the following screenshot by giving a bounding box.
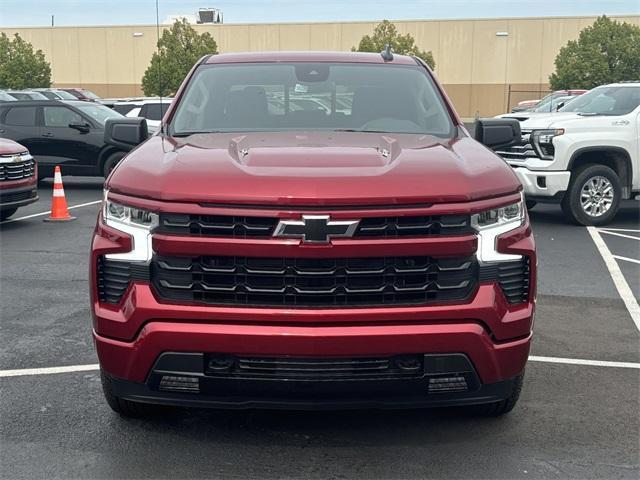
[102,151,126,178]
[561,164,621,226]
[100,370,167,418]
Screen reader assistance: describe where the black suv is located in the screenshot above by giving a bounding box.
[0,100,129,179]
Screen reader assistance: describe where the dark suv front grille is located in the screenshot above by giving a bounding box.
[152,255,478,307]
[158,213,472,238]
[0,157,36,181]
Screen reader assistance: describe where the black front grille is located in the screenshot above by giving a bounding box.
[97,258,150,304]
[205,354,425,380]
[0,189,37,204]
[356,215,471,237]
[0,158,36,181]
[159,213,278,238]
[152,255,478,307]
[479,257,530,304]
[158,213,472,238]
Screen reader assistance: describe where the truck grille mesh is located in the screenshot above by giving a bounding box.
[0,189,37,204]
[151,255,478,307]
[157,213,472,238]
[479,257,531,304]
[0,157,36,181]
[96,258,150,304]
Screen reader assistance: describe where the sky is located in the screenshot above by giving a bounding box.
[0,0,638,26]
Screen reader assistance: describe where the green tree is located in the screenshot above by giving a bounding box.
[142,19,218,96]
[0,33,51,89]
[549,16,640,90]
[352,20,435,69]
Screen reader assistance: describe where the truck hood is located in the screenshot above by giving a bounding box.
[519,112,586,129]
[107,132,520,206]
[0,138,27,155]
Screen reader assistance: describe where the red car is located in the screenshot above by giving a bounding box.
[59,88,103,103]
[91,52,536,417]
[0,138,38,221]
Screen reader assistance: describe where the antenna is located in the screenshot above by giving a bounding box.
[155,0,163,134]
[380,44,394,62]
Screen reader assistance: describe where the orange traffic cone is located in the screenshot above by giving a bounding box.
[44,166,76,222]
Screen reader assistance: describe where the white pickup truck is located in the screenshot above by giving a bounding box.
[496,82,640,225]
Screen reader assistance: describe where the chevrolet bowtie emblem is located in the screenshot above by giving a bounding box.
[273,215,360,243]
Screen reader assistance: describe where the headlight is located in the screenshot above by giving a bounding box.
[102,192,158,262]
[471,194,525,263]
[531,128,563,160]
[104,199,158,230]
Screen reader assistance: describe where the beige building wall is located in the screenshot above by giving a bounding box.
[2,15,639,117]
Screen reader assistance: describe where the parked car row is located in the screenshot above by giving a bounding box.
[0,100,129,179]
[0,87,104,103]
[511,89,588,113]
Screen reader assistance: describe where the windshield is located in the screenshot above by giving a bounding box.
[534,95,576,112]
[559,86,640,115]
[81,89,101,100]
[77,104,123,125]
[170,63,454,136]
[53,90,78,100]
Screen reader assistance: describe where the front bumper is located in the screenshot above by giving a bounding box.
[509,166,570,201]
[0,183,38,210]
[104,351,524,410]
[91,197,536,409]
[95,320,530,409]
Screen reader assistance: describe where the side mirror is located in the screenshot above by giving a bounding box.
[69,122,90,133]
[104,117,149,151]
[555,101,565,111]
[473,118,521,150]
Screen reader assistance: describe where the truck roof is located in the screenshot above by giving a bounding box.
[204,51,420,65]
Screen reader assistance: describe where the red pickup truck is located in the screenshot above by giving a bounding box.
[0,138,38,221]
[91,51,536,417]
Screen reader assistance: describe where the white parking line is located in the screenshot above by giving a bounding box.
[598,230,640,241]
[1,356,639,378]
[587,226,640,332]
[0,200,101,224]
[0,364,99,377]
[599,228,640,233]
[528,356,640,369]
[613,255,640,265]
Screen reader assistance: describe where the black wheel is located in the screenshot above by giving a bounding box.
[102,151,126,178]
[525,200,537,211]
[561,164,621,226]
[0,208,18,221]
[100,370,167,418]
[471,372,524,417]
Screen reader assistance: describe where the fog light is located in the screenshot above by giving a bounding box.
[159,375,200,393]
[428,375,468,393]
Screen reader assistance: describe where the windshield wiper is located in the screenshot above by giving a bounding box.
[331,129,403,134]
[576,112,599,116]
[172,130,223,137]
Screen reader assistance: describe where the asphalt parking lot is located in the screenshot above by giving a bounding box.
[1,177,639,479]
